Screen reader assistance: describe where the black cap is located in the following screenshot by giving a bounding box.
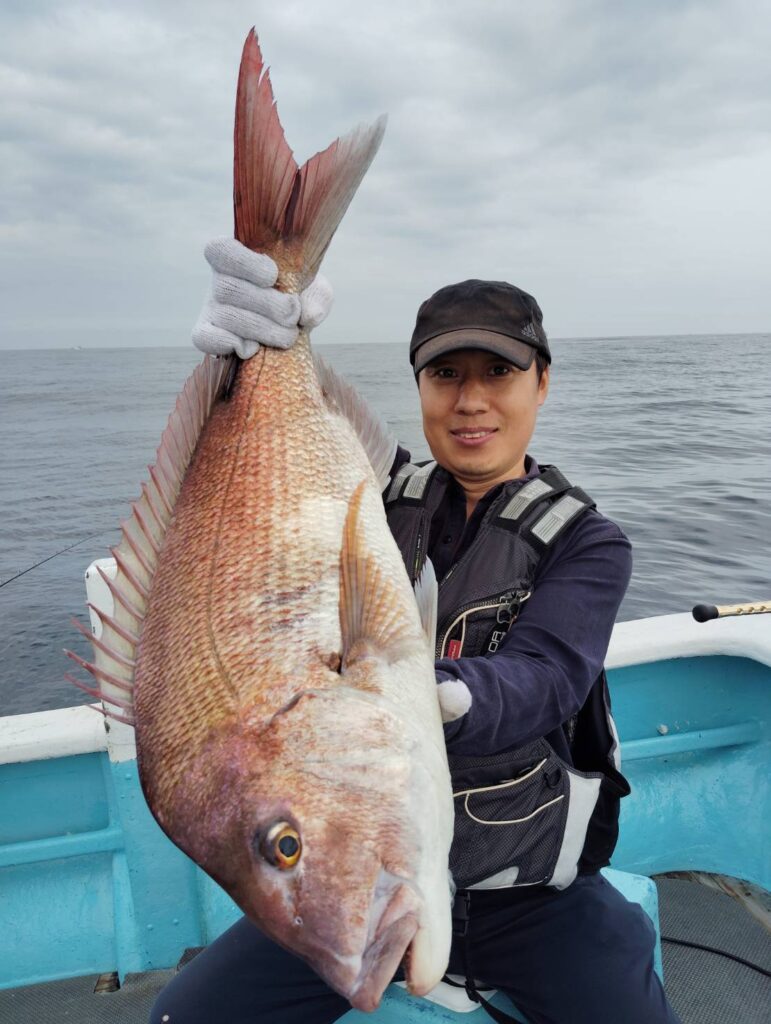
[410,279,551,375]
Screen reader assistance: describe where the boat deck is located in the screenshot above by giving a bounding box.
[2,877,769,1024]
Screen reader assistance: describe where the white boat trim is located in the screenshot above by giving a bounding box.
[606,610,771,671]
[0,704,137,766]
[0,705,106,765]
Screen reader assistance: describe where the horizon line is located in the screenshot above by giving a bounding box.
[1,329,770,355]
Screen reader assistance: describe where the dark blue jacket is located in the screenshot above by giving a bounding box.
[392,448,632,765]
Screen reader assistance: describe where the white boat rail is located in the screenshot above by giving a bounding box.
[1,604,768,765]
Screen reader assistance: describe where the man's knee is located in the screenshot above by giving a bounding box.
[149,976,191,1024]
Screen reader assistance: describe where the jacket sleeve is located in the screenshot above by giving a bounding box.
[436,512,632,755]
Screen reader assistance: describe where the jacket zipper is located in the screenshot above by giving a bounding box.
[437,590,531,658]
[497,589,531,626]
[412,517,425,582]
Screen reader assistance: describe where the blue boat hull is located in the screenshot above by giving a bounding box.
[1,636,768,999]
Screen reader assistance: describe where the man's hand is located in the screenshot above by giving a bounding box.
[437,678,472,724]
[192,238,334,360]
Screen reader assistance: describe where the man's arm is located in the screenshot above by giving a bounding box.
[435,512,632,755]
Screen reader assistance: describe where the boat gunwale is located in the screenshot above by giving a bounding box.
[2,608,769,766]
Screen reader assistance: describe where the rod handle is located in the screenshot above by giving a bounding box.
[692,601,771,622]
[692,604,718,622]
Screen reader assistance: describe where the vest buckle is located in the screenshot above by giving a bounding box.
[496,589,532,625]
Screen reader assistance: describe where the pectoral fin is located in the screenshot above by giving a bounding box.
[339,480,411,667]
[413,558,438,651]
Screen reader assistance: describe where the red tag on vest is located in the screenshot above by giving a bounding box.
[447,639,463,659]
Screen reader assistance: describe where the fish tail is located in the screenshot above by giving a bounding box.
[234,29,386,287]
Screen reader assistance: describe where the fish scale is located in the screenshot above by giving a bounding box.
[135,334,370,758]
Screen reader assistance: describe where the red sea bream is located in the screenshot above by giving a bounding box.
[66,30,453,1011]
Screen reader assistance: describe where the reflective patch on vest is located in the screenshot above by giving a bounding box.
[385,461,419,504]
[486,629,508,653]
[402,461,437,501]
[498,476,554,522]
[530,494,588,544]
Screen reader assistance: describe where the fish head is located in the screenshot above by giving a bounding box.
[170,686,452,1011]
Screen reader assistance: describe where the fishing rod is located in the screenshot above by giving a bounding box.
[692,600,771,622]
[0,532,107,590]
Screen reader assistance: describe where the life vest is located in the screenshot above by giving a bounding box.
[385,461,630,891]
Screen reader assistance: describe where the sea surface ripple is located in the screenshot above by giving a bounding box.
[1,334,769,715]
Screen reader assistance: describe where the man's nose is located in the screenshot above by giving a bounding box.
[455,378,489,414]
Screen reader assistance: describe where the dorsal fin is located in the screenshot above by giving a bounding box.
[65,354,231,724]
[313,353,397,490]
[234,29,386,288]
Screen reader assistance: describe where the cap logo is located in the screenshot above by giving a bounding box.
[520,321,538,342]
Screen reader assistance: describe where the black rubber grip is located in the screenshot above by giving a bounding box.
[692,604,718,622]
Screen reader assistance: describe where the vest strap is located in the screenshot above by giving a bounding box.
[497,475,554,522]
[446,892,524,1024]
[402,460,437,501]
[385,460,437,504]
[528,488,594,547]
[494,466,573,529]
[385,461,418,503]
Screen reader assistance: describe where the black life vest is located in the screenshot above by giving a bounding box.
[385,461,630,890]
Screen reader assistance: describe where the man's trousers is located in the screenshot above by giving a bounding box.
[149,872,681,1024]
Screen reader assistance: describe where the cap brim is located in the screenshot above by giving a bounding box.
[413,329,536,375]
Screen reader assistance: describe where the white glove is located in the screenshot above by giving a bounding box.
[437,679,472,723]
[192,238,334,360]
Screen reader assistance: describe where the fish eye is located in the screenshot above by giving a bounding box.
[258,821,302,869]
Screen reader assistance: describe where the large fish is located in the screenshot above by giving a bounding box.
[66,30,453,1011]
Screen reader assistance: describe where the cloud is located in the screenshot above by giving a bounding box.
[1,0,770,348]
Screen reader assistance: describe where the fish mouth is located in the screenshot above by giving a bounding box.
[333,871,423,1012]
[349,909,419,1012]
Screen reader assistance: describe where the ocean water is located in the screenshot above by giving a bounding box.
[1,334,769,716]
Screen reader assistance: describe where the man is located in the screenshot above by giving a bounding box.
[150,241,680,1024]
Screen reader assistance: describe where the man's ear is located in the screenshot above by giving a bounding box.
[537,365,550,407]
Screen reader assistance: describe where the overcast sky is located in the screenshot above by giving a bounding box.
[2,0,770,350]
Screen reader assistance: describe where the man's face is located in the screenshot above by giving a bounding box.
[417,349,549,492]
